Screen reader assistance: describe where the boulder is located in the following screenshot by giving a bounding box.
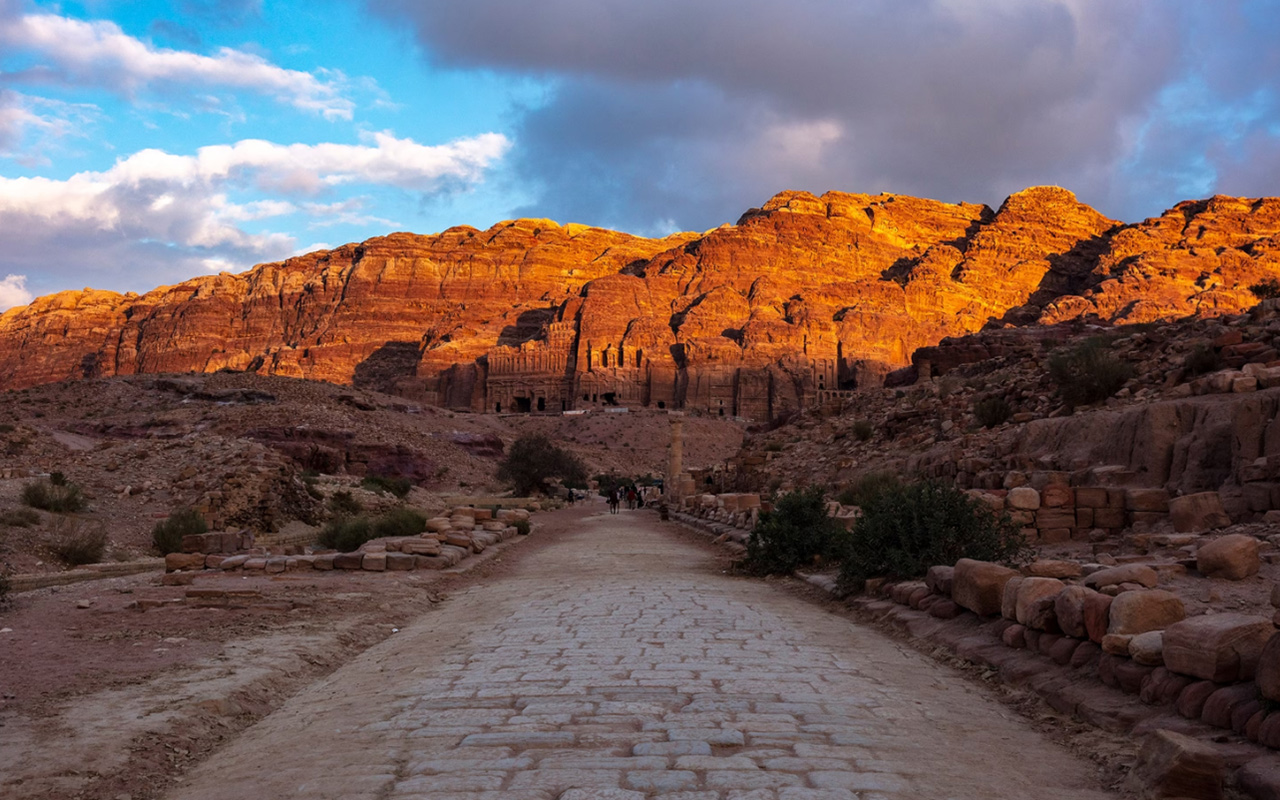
[1015,577,1065,628]
[1001,576,1024,621]
[1083,591,1114,643]
[164,552,206,572]
[1026,559,1083,579]
[1196,534,1261,580]
[1085,564,1159,590]
[952,558,1020,617]
[1108,590,1185,636]
[1007,487,1041,510]
[1129,631,1165,666]
[1127,488,1171,513]
[1122,729,1224,800]
[924,565,954,596]
[1255,632,1280,702]
[1162,614,1274,682]
[1169,492,1231,533]
[1054,585,1094,638]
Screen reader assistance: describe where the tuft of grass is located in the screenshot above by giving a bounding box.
[850,420,874,441]
[151,508,208,555]
[0,507,40,527]
[318,508,427,552]
[50,520,108,566]
[512,518,531,536]
[836,471,902,508]
[21,478,87,513]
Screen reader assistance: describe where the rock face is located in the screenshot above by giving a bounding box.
[6,187,1280,420]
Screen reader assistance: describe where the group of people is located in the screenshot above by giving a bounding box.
[606,484,644,514]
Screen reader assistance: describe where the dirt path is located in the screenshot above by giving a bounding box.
[164,509,1118,800]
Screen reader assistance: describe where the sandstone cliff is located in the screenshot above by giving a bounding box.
[3,187,1280,420]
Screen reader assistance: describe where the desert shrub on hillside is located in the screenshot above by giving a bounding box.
[1047,338,1134,409]
[0,572,10,610]
[152,508,208,555]
[21,478,87,513]
[373,508,426,539]
[1250,279,1280,301]
[512,518,531,536]
[328,490,363,517]
[1183,343,1222,376]
[973,395,1012,428]
[835,471,901,508]
[850,419,874,441]
[50,519,108,566]
[498,434,587,496]
[838,481,1029,592]
[360,474,413,498]
[741,486,848,576]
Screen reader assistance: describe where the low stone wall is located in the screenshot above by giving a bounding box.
[163,506,532,576]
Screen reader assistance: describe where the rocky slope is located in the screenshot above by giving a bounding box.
[3,187,1280,420]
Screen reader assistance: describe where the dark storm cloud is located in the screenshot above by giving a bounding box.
[371,0,1280,230]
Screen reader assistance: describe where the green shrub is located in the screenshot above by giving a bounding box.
[1184,343,1221,376]
[835,471,902,508]
[741,486,848,575]
[512,518,531,536]
[318,508,427,552]
[372,508,426,539]
[21,478,87,513]
[838,481,1029,592]
[764,441,785,453]
[497,434,587,496]
[0,507,40,527]
[1047,338,1134,409]
[151,508,208,555]
[328,490,363,517]
[851,420,874,441]
[0,571,10,610]
[1250,279,1280,301]
[317,516,374,552]
[361,474,413,498]
[51,522,108,566]
[973,396,1012,428]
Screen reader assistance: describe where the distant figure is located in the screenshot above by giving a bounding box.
[608,488,620,514]
[626,487,637,510]
[566,489,575,505]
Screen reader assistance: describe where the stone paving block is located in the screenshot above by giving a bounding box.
[809,771,911,792]
[624,770,701,792]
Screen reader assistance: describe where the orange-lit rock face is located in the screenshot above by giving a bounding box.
[4,187,1280,421]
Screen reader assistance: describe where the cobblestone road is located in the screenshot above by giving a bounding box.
[168,508,1114,800]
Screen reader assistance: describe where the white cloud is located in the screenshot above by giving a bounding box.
[0,11,353,119]
[0,89,98,162]
[0,130,510,294]
[0,274,33,311]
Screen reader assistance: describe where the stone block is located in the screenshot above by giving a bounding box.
[1001,576,1023,621]
[1108,589,1185,635]
[1127,489,1171,513]
[1129,631,1165,666]
[1256,633,1280,702]
[1039,527,1072,544]
[1086,564,1158,590]
[1008,487,1041,510]
[165,552,206,572]
[925,565,954,596]
[385,552,416,570]
[1176,681,1218,720]
[1169,492,1231,533]
[1102,633,1133,656]
[1196,534,1261,580]
[1076,507,1094,529]
[333,552,364,570]
[1075,487,1109,508]
[1202,683,1260,730]
[1163,614,1274,682]
[362,552,387,571]
[1122,729,1224,800]
[1093,507,1128,529]
[952,558,1020,617]
[312,554,335,570]
[1026,559,1083,579]
[1084,591,1114,643]
[1042,484,1075,508]
[1055,585,1094,638]
[1015,577,1065,629]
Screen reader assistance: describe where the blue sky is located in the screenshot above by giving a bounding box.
[1,0,1279,309]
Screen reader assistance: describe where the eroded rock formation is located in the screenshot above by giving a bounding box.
[4,187,1280,420]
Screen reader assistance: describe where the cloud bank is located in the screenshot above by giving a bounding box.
[0,273,32,311]
[0,7,353,118]
[371,0,1280,231]
[0,130,510,297]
